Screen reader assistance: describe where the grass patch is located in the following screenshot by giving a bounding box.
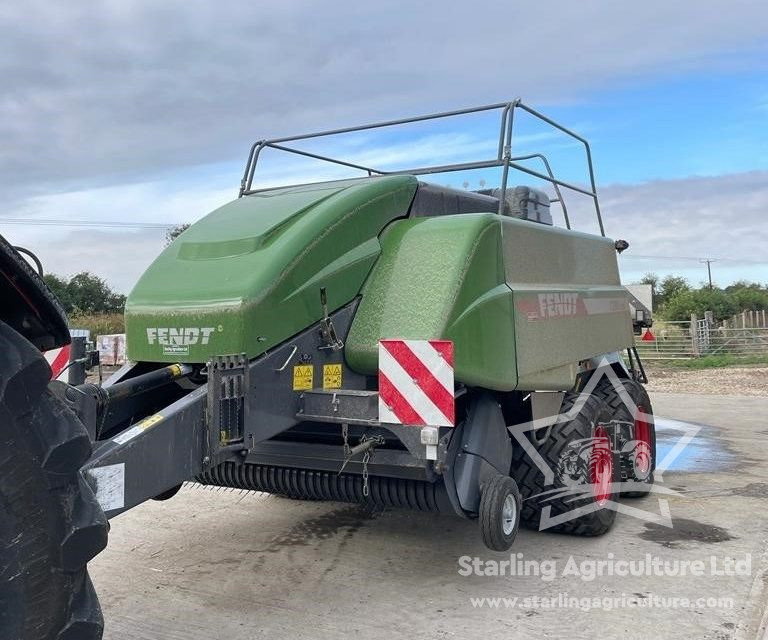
[666,354,768,369]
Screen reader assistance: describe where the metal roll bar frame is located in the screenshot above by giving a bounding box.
[238,99,604,236]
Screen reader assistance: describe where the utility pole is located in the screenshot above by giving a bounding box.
[700,259,716,290]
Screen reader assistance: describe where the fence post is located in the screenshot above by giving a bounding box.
[763,309,766,328]
[691,313,700,357]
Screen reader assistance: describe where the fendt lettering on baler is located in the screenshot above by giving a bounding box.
[0,100,654,640]
[146,327,216,346]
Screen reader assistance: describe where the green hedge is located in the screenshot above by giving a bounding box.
[69,313,125,338]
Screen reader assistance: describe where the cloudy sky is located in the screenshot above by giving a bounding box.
[2,0,767,292]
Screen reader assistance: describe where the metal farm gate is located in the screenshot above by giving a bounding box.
[635,311,768,361]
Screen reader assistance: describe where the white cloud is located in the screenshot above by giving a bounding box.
[2,2,767,292]
[1,0,766,197]
[600,172,768,286]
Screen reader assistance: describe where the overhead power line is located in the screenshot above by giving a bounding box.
[0,218,176,230]
[623,254,766,265]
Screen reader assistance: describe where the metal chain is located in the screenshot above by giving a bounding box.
[337,423,352,475]
[338,428,382,495]
[362,450,371,497]
[341,423,350,456]
[360,434,383,497]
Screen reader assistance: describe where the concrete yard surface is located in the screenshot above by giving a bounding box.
[90,394,768,640]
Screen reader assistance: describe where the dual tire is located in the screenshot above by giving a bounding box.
[511,376,655,536]
[595,379,656,498]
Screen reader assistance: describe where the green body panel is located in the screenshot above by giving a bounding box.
[125,176,417,362]
[346,213,633,391]
[501,217,633,389]
[345,215,517,389]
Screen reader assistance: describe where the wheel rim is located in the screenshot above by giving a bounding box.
[590,424,613,506]
[633,407,652,476]
[502,493,517,535]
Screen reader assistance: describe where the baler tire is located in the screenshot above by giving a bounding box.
[511,392,618,536]
[478,475,522,551]
[0,321,108,640]
[594,378,656,498]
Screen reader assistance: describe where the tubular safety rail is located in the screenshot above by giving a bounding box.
[238,100,605,236]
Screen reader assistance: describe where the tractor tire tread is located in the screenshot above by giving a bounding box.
[511,392,617,536]
[593,377,656,498]
[0,321,107,640]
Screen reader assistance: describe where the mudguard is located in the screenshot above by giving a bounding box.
[446,392,513,515]
[0,235,69,350]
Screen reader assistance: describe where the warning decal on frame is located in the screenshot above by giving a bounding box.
[87,463,125,512]
[112,413,164,445]
[293,365,314,390]
[323,364,342,389]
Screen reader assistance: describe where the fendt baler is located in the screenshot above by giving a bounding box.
[0,101,655,640]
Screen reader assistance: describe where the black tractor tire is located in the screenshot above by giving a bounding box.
[478,475,522,552]
[0,321,108,640]
[594,378,656,498]
[511,392,619,536]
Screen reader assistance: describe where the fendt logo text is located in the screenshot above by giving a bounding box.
[146,327,215,347]
[538,292,579,318]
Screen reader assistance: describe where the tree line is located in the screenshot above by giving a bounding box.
[638,274,768,322]
[44,272,126,315]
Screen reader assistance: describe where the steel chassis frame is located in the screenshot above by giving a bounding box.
[238,99,605,236]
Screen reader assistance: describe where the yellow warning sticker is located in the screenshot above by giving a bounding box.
[323,364,343,389]
[293,365,314,390]
[112,413,163,445]
[138,413,164,430]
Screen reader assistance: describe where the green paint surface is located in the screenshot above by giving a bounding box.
[126,174,633,392]
[345,214,518,389]
[125,176,417,362]
[346,213,633,391]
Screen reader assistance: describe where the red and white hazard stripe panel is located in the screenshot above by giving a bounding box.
[44,344,71,381]
[378,339,454,427]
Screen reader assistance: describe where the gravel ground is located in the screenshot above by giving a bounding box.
[645,363,768,396]
[91,394,768,640]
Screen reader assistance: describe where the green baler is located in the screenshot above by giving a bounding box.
[0,102,658,639]
[108,101,652,552]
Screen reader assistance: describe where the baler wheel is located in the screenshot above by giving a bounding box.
[511,391,619,536]
[0,321,108,640]
[595,379,656,498]
[478,475,522,551]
